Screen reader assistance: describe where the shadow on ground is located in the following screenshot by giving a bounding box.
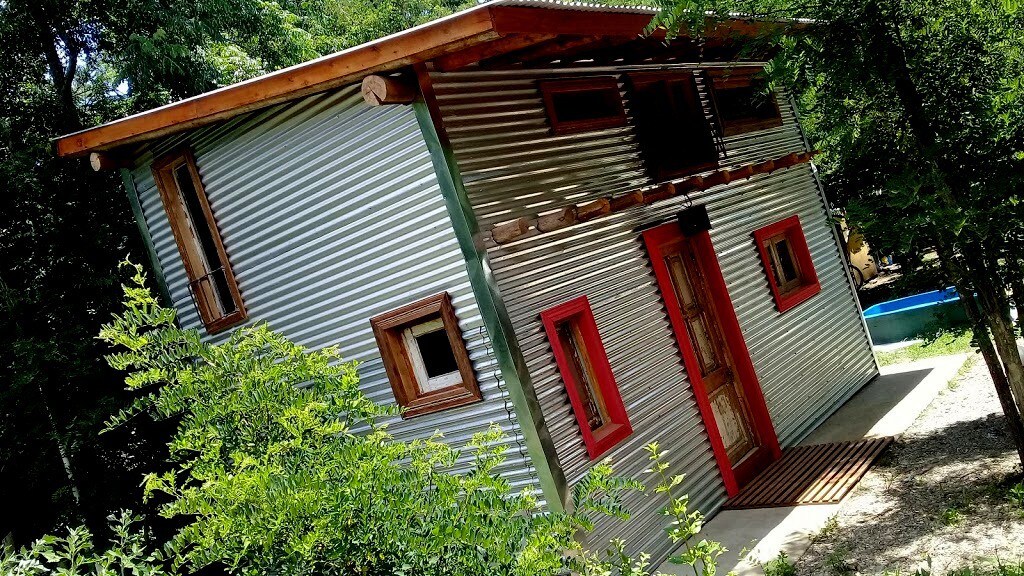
[799,410,1024,575]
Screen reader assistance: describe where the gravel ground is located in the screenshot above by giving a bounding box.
[797,356,1024,575]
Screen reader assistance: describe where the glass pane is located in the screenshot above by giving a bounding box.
[551,87,621,123]
[774,238,800,282]
[173,163,235,315]
[688,317,719,376]
[666,254,695,308]
[414,328,459,378]
[556,321,608,432]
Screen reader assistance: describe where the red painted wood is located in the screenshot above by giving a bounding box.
[540,296,632,460]
[642,222,780,497]
[752,214,822,313]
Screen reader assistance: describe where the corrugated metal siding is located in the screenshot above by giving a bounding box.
[429,64,877,560]
[128,85,537,488]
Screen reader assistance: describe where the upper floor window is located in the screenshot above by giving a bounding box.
[540,77,627,135]
[152,148,246,333]
[708,67,783,136]
[629,71,719,182]
[541,296,631,459]
[370,292,482,418]
[753,215,821,313]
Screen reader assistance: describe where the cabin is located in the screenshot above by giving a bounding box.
[57,0,878,563]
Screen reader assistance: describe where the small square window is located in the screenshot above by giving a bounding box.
[708,67,783,136]
[753,216,821,313]
[541,296,631,459]
[540,77,628,135]
[628,71,719,182]
[371,293,481,418]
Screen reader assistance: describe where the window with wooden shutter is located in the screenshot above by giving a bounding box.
[152,148,246,333]
[628,71,719,182]
[370,292,482,418]
[753,215,821,313]
[540,77,628,135]
[708,67,783,136]
[541,296,631,459]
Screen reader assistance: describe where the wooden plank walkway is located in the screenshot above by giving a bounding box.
[723,437,893,509]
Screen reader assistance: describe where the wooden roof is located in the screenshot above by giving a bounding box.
[56,0,793,157]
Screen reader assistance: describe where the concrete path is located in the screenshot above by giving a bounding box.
[656,354,968,576]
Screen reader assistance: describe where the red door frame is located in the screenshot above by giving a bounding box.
[643,221,782,497]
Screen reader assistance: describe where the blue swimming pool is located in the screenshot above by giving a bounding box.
[863,288,969,344]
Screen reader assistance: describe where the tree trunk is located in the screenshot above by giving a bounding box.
[959,286,1024,465]
[937,241,1024,465]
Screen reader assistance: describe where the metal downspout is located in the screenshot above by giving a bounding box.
[412,100,569,511]
[120,168,172,305]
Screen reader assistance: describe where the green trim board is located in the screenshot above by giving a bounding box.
[121,168,172,305]
[413,100,569,510]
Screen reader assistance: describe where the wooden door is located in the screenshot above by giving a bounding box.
[644,223,780,493]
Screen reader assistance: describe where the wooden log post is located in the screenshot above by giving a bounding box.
[361,75,418,106]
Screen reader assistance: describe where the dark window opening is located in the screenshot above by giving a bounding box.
[172,163,236,315]
[629,72,719,181]
[540,77,627,134]
[555,321,609,432]
[753,216,822,313]
[415,328,460,378]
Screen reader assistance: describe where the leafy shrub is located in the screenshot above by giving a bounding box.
[1008,482,1024,509]
[762,552,797,576]
[98,264,646,576]
[0,512,166,576]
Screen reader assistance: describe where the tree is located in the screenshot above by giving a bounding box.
[0,0,474,542]
[649,0,1024,465]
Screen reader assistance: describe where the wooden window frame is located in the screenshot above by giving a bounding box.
[753,215,821,313]
[707,67,783,136]
[628,70,720,182]
[541,296,631,459]
[539,77,628,135]
[152,148,246,333]
[370,292,482,418]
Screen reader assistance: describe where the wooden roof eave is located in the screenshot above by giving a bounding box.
[55,5,499,157]
[55,2,807,158]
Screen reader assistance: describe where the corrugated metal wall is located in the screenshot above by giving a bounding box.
[429,64,878,560]
[127,85,537,488]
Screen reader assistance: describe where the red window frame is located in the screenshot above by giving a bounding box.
[753,215,821,313]
[540,296,632,459]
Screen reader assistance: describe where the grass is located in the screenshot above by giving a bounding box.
[876,330,974,367]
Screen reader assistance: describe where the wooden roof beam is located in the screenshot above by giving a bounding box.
[433,33,559,71]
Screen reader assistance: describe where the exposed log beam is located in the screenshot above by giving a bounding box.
[361,74,418,105]
[489,151,815,245]
[89,151,128,171]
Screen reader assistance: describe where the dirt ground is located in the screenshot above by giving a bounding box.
[797,356,1024,575]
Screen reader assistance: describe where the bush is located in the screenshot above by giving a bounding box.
[98,264,644,576]
[0,512,167,576]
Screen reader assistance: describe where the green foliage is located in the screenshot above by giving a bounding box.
[645,442,726,576]
[762,552,797,576]
[0,511,168,576]
[1008,481,1024,509]
[99,264,647,576]
[1,0,475,541]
